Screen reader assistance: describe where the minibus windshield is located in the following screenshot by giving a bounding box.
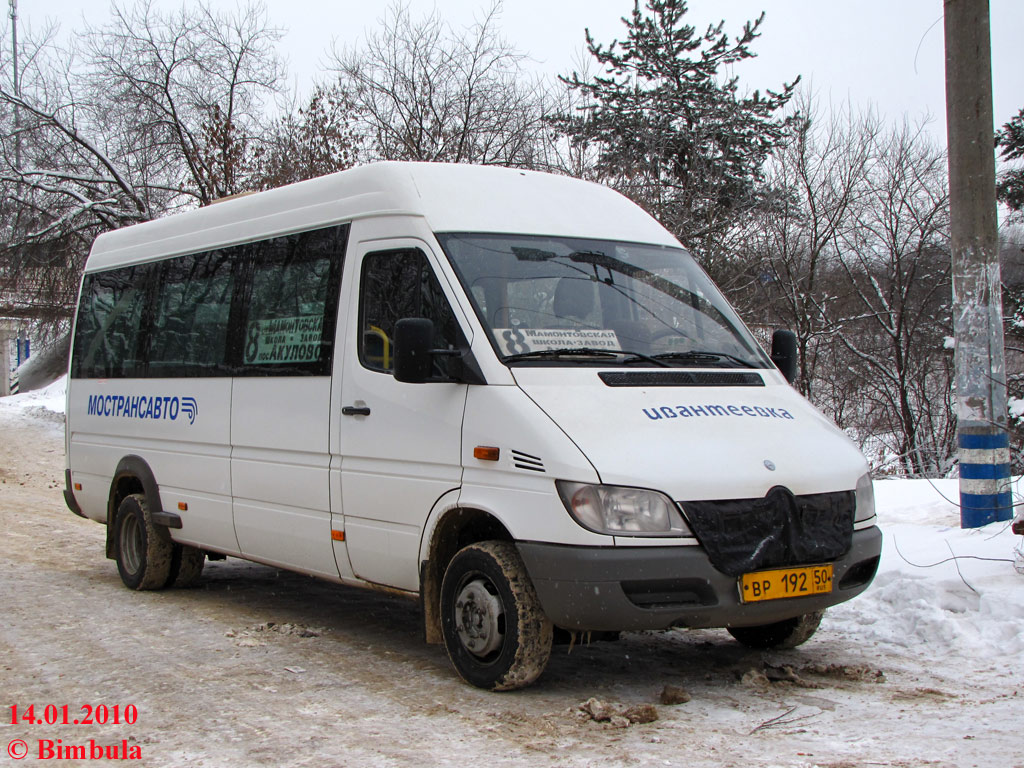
[437,233,771,368]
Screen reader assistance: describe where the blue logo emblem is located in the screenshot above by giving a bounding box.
[180,397,198,424]
[86,394,199,424]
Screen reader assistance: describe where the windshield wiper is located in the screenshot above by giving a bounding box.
[652,350,759,369]
[504,347,670,367]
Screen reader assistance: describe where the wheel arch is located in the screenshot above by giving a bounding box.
[105,456,163,560]
[420,504,515,644]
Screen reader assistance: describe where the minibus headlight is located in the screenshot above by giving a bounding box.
[855,472,876,523]
[556,481,692,537]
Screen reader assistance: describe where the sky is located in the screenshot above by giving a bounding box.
[5,0,1024,148]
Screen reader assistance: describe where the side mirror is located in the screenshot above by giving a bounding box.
[771,329,798,385]
[394,318,435,383]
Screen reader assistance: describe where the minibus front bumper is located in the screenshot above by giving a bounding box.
[516,526,882,632]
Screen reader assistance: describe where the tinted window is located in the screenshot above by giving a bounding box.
[148,251,234,376]
[239,227,346,376]
[72,266,150,379]
[70,224,348,379]
[359,249,459,377]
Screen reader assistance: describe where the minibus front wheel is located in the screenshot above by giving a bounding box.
[114,494,174,590]
[440,541,553,691]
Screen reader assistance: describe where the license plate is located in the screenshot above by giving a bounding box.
[739,564,833,603]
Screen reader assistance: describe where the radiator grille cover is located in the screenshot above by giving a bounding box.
[681,488,855,577]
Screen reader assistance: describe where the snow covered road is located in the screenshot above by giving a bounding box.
[1,387,1021,767]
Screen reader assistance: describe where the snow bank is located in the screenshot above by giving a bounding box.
[14,335,70,393]
[831,477,1024,657]
[0,374,67,416]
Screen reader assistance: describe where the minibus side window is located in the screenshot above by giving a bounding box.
[148,251,234,376]
[72,224,347,379]
[237,226,347,376]
[359,249,458,377]
[72,266,150,379]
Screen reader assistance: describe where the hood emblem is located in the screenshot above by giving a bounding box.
[764,460,776,471]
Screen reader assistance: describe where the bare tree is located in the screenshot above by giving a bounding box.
[82,0,284,203]
[254,83,361,189]
[748,96,881,397]
[0,23,119,328]
[828,122,954,475]
[742,103,956,475]
[0,0,284,332]
[330,1,551,166]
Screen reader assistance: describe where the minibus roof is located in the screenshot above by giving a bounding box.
[84,162,680,271]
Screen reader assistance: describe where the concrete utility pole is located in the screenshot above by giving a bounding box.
[0,320,16,397]
[9,0,20,173]
[944,0,1012,528]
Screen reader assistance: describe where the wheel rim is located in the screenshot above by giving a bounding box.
[119,512,143,575]
[453,574,505,659]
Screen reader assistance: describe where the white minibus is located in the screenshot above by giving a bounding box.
[64,162,881,690]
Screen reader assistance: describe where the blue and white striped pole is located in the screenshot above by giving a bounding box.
[958,430,1012,527]
[944,0,1013,529]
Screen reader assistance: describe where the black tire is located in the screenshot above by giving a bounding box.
[166,544,205,588]
[114,494,173,590]
[440,541,553,691]
[728,610,825,650]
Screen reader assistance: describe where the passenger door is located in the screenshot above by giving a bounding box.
[230,226,347,579]
[338,241,469,591]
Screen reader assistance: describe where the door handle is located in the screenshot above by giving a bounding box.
[342,405,371,416]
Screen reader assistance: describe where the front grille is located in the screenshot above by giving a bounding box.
[681,488,855,577]
[621,578,717,608]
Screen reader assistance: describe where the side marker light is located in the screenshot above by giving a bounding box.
[474,446,500,461]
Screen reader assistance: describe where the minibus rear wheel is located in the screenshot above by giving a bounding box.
[727,610,824,650]
[114,493,173,590]
[166,544,205,588]
[440,541,553,691]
